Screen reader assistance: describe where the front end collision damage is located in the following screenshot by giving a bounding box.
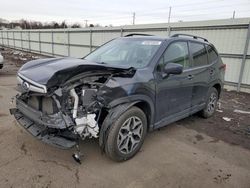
[10,65,141,161]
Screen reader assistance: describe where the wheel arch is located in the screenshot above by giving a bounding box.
[107,95,155,129]
[98,95,155,151]
[212,83,222,98]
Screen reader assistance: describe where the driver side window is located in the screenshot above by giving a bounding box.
[157,41,190,72]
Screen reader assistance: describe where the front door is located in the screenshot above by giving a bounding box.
[155,41,193,126]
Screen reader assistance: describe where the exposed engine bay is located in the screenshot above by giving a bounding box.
[66,76,106,139]
[16,73,112,140]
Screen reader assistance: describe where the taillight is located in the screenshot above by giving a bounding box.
[219,64,226,70]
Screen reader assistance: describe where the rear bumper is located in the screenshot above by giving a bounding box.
[10,108,76,149]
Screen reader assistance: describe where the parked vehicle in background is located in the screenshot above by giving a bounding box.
[10,33,225,162]
[0,52,3,69]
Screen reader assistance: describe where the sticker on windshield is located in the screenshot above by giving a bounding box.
[141,41,162,45]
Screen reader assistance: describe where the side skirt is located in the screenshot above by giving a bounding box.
[153,103,205,130]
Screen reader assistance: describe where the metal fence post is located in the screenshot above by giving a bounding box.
[21,31,23,50]
[67,30,70,56]
[120,28,123,37]
[28,31,31,52]
[168,26,171,36]
[13,31,15,48]
[39,31,41,54]
[7,31,9,47]
[51,30,54,56]
[237,22,250,92]
[90,29,92,52]
[1,31,3,46]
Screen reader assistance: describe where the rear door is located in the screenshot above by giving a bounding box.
[154,41,193,125]
[188,41,210,107]
[206,44,220,81]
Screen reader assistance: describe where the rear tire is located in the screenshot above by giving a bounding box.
[200,87,218,118]
[104,106,147,162]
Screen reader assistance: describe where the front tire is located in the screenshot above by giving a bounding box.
[200,87,218,118]
[105,106,147,162]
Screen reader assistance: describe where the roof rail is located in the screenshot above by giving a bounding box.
[124,33,153,37]
[171,34,208,42]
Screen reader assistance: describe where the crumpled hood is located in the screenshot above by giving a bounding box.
[18,57,135,88]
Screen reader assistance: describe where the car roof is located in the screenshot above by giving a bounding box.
[121,35,168,41]
[121,34,211,45]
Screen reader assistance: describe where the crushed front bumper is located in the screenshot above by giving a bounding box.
[15,98,68,129]
[10,108,77,149]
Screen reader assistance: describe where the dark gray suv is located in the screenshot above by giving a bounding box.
[10,34,225,162]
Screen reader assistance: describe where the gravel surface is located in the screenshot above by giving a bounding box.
[0,49,250,188]
[182,91,250,150]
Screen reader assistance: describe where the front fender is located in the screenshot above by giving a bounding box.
[99,102,138,151]
[99,95,155,151]
[108,94,155,126]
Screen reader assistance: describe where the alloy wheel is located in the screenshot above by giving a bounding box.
[207,92,217,113]
[117,116,143,154]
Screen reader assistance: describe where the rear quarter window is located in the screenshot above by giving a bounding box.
[206,45,218,63]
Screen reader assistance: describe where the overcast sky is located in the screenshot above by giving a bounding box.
[0,0,250,26]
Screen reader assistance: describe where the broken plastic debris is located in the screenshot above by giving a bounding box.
[216,109,223,113]
[217,102,222,110]
[13,51,20,55]
[233,109,250,115]
[19,57,27,61]
[231,99,244,105]
[222,117,231,122]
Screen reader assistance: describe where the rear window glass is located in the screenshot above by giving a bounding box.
[206,45,218,63]
[190,42,208,67]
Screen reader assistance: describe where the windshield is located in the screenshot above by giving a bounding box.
[84,38,162,68]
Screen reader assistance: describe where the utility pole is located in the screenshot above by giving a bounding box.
[84,20,88,27]
[132,12,135,25]
[232,10,235,19]
[168,6,172,24]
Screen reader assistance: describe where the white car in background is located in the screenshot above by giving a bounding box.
[0,52,3,69]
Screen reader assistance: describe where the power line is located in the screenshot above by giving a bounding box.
[134,0,225,14]
[135,1,249,17]
[137,10,250,21]
[170,0,225,8]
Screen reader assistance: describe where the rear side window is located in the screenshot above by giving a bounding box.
[206,45,218,63]
[189,42,208,67]
[157,41,190,71]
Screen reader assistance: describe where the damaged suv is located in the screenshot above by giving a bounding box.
[10,34,225,162]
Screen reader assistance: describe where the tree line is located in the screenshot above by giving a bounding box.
[0,19,89,29]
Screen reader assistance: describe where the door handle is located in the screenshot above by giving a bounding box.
[209,69,215,75]
[187,75,194,80]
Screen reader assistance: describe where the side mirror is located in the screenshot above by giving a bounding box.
[163,63,183,75]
